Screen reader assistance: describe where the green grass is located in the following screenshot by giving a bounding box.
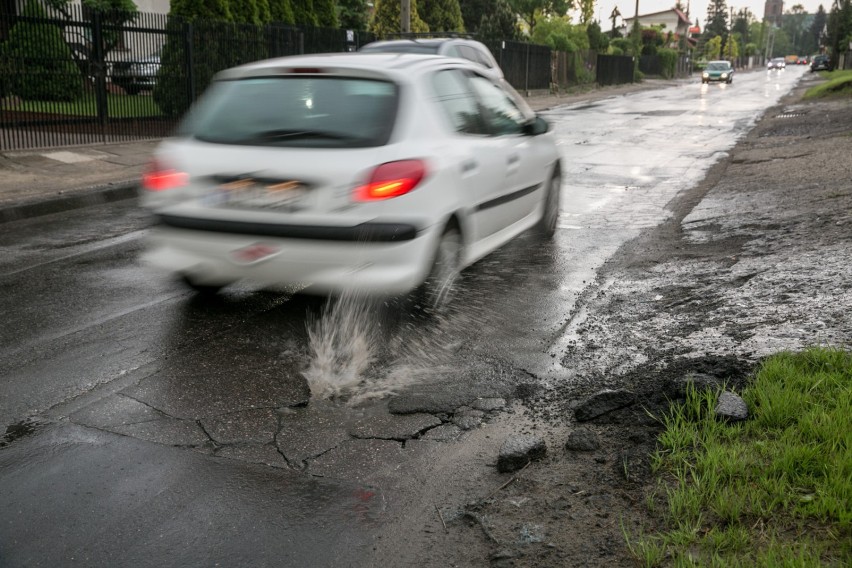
[804,70,852,99]
[626,347,852,567]
[9,93,162,118]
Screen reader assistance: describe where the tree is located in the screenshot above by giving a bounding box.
[168,0,231,20]
[370,0,430,37]
[586,20,609,52]
[230,0,260,24]
[826,0,852,62]
[41,0,138,62]
[153,0,234,116]
[723,33,739,59]
[293,0,319,26]
[703,0,729,40]
[459,0,491,33]
[576,0,594,24]
[314,0,339,27]
[732,8,753,45]
[810,5,828,50]
[1,0,84,101]
[421,0,465,33]
[703,35,722,59]
[530,16,589,51]
[508,0,572,36]
[338,0,369,30]
[269,0,295,24]
[783,4,808,54]
[477,0,520,40]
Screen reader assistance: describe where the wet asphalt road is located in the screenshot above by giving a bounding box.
[0,67,806,566]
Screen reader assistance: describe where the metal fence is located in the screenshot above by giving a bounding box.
[483,40,552,93]
[0,6,375,150]
[596,54,635,86]
[0,7,558,151]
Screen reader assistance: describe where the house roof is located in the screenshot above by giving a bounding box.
[623,7,692,26]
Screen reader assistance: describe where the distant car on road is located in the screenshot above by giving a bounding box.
[140,53,561,311]
[767,57,786,70]
[702,60,734,84]
[810,54,833,72]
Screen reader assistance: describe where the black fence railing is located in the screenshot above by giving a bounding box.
[1,6,557,151]
[596,54,635,86]
[0,6,376,150]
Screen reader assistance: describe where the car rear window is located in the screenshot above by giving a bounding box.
[360,43,440,55]
[178,76,398,148]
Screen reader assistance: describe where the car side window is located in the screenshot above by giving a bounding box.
[431,69,488,135]
[443,45,463,58]
[467,74,526,136]
[459,45,494,69]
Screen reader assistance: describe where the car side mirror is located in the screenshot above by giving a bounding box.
[523,116,549,136]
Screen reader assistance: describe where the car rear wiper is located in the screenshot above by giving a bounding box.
[248,129,361,142]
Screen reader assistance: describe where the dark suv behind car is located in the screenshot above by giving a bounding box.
[810,55,833,72]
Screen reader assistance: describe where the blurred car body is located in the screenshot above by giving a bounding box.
[359,37,504,79]
[140,53,561,308]
[767,57,786,70]
[112,52,160,94]
[702,60,734,84]
[810,55,833,72]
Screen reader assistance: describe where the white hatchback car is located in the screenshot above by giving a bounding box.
[141,53,561,309]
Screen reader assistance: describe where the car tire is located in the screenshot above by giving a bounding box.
[417,225,461,314]
[536,169,561,239]
[180,274,224,296]
[125,85,140,95]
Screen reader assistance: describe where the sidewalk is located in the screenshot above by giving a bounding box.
[0,79,681,224]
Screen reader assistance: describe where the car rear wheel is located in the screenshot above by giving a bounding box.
[180,274,224,296]
[417,225,461,314]
[536,170,561,239]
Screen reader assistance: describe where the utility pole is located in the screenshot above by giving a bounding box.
[401,0,410,34]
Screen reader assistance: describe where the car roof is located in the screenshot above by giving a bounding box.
[214,52,485,81]
[363,37,485,47]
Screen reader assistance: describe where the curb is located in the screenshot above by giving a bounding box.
[0,181,139,224]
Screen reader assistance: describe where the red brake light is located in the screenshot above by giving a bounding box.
[142,161,189,192]
[355,160,427,201]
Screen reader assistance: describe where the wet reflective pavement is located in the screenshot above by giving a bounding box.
[0,68,807,565]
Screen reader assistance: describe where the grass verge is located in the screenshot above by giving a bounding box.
[804,70,852,99]
[626,347,852,566]
[9,93,161,118]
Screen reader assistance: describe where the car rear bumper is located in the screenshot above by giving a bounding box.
[142,223,438,295]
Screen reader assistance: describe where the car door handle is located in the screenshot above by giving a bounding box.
[507,154,520,174]
[461,159,478,175]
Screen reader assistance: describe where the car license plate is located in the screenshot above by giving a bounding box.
[205,179,307,210]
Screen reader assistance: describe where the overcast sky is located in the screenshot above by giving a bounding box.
[576,0,831,30]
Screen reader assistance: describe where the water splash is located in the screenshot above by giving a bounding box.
[302,290,472,405]
[302,293,377,400]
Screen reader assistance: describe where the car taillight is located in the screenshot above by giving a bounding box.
[354,160,427,201]
[142,161,189,192]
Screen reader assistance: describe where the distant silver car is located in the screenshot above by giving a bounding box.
[112,52,160,95]
[360,37,504,80]
[141,53,561,310]
[767,57,786,70]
